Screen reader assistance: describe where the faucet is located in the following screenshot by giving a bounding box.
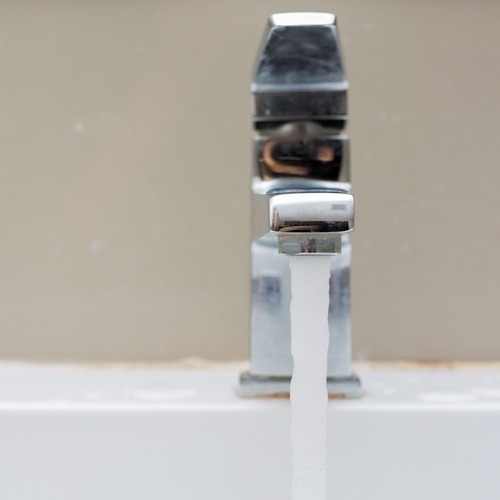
[239,12,362,397]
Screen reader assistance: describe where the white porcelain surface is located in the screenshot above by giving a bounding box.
[1,363,499,500]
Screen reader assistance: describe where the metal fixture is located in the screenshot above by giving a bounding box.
[239,12,362,397]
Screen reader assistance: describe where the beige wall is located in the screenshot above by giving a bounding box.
[0,0,498,362]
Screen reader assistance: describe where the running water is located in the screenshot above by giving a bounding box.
[290,255,331,500]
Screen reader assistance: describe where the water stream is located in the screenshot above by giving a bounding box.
[289,255,331,500]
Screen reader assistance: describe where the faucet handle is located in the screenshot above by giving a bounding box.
[269,191,354,255]
[252,12,347,129]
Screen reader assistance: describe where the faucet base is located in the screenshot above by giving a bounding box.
[238,371,363,398]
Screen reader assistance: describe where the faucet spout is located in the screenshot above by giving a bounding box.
[270,191,354,255]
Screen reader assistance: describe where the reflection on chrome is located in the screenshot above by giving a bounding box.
[260,138,340,179]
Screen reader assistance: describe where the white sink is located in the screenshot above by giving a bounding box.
[1,362,499,500]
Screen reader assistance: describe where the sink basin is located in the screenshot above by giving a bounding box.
[0,362,499,500]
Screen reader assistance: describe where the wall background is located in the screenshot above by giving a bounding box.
[0,0,498,362]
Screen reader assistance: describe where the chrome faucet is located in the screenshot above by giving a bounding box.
[239,13,362,397]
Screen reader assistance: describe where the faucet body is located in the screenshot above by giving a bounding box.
[239,13,362,397]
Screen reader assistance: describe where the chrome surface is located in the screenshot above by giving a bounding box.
[252,12,347,128]
[253,124,350,184]
[270,12,336,26]
[239,372,363,398]
[240,12,361,397]
[270,192,354,233]
[270,191,354,255]
[277,234,342,255]
[246,234,353,381]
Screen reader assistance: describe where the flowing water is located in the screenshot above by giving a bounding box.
[289,255,331,500]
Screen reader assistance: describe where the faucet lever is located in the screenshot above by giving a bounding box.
[252,12,347,130]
